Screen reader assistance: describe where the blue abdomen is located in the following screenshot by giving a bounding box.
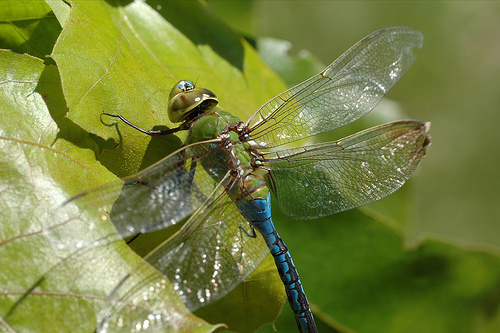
[236,193,317,333]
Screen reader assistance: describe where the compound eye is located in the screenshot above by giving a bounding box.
[168,80,195,100]
[177,80,195,92]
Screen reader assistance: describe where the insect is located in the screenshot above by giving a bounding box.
[86,26,429,332]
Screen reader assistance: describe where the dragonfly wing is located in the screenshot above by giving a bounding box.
[99,181,269,327]
[264,121,430,219]
[147,191,269,312]
[66,140,227,238]
[247,26,423,148]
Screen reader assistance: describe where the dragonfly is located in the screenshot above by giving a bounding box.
[79,26,429,332]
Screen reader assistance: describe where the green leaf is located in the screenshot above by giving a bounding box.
[0,49,221,332]
[1,0,287,332]
[51,0,286,177]
[0,0,61,64]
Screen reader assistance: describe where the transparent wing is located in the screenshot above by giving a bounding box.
[247,26,423,148]
[67,139,226,238]
[98,183,269,329]
[147,189,269,311]
[264,121,430,219]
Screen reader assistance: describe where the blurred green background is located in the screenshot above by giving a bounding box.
[210,0,500,252]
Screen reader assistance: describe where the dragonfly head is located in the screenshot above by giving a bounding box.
[168,80,218,123]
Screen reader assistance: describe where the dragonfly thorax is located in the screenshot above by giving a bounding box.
[187,109,269,202]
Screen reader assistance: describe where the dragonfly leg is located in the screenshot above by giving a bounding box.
[102,112,183,136]
[238,224,257,238]
[126,233,141,244]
